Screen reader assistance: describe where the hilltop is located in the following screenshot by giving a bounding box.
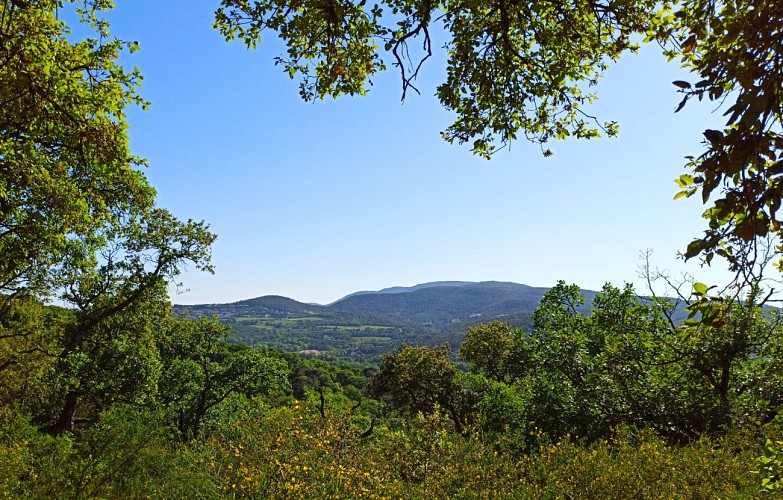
[174,281,599,362]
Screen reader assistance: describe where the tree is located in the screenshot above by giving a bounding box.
[367,344,470,431]
[0,0,155,299]
[459,371,529,436]
[0,1,219,435]
[214,0,783,271]
[514,282,619,440]
[502,280,783,442]
[41,209,215,435]
[0,297,67,415]
[661,0,783,272]
[156,315,291,439]
[459,321,515,382]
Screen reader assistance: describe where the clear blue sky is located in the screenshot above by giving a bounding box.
[103,1,734,305]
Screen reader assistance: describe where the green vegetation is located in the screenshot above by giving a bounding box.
[216,0,783,273]
[2,283,782,497]
[2,0,783,497]
[174,282,551,363]
[229,316,409,363]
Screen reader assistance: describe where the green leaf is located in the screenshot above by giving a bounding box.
[675,174,694,188]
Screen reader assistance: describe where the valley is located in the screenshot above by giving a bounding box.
[174,281,597,363]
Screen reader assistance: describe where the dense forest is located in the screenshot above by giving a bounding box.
[2,0,783,497]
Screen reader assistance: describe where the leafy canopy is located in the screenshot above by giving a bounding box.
[0,0,155,297]
[157,316,291,439]
[214,0,783,271]
[1,0,217,435]
[214,0,658,157]
[459,320,514,382]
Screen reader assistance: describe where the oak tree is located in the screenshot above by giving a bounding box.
[0,0,155,299]
[43,209,215,435]
[459,320,515,382]
[0,1,218,435]
[367,343,470,431]
[157,315,291,439]
[506,281,783,441]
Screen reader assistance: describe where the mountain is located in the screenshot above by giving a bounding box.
[172,281,599,363]
[329,281,590,324]
[171,281,767,364]
[335,281,476,301]
[176,281,588,324]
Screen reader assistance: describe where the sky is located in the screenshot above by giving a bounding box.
[98,1,736,305]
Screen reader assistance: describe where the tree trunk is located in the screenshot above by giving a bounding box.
[45,390,80,436]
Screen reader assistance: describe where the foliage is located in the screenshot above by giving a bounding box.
[183,404,759,498]
[519,281,783,441]
[213,0,660,157]
[0,406,217,499]
[0,339,767,499]
[278,350,370,405]
[1,1,780,495]
[659,0,783,270]
[0,0,155,297]
[367,343,472,431]
[459,321,515,382]
[0,298,67,414]
[461,372,529,437]
[197,403,383,497]
[156,315,292,439]
[0,0,217,436]
[1,0,228,432]
[35,210,215,435]
[760,437,783,492]
[438,280,783,444]
[757,410,783,493]
[214,0,783,271]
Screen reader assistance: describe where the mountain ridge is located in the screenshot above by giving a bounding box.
[171,281,687,363]
[332,281,478,303]
[174,281,573,322]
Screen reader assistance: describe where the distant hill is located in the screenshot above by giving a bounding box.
[175,281,594,324]
[175,295,324,319]
[173,281,769,364]
[172,281,601,363]
[328,281,595,324]
[335,281,476,302]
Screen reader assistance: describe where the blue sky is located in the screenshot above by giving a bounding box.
[103,1,734,305]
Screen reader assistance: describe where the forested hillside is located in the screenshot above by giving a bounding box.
[174,282,566,362]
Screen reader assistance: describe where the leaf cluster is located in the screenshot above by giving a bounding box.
[214,0,657,157]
